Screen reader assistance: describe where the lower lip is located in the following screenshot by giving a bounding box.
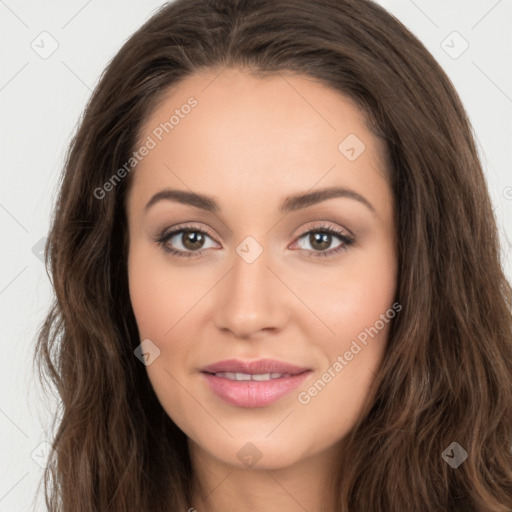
[201,371,312,408]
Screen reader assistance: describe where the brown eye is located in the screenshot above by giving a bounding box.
[295,226,355,257]
[180,230,206,251]
[307,232,333,251]
[156,225,218,257]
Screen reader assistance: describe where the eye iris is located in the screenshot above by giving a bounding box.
[310,232,331,251]
[183,231,204,250]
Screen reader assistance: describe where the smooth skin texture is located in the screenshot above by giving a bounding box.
[126,68,397,512]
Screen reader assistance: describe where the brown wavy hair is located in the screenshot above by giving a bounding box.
[33,0,512,510]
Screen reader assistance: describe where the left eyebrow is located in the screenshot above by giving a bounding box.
[144,186,376,216]
[280,186,376,215]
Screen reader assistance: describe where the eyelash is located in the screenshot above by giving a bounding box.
[155,223,355,259]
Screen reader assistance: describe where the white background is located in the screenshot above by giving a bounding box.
[1,1,511,510]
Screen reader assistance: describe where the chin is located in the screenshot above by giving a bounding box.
[191,430,320,471]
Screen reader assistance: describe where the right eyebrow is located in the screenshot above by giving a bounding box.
[145,189,218,213]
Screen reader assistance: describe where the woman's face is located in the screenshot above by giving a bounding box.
[126,68,397,471]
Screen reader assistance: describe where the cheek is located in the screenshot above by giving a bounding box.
[295,235,397,348]
[127,245,198,420]
[298,244,396,425]
[127,244,217,388]
[127,244,202,341]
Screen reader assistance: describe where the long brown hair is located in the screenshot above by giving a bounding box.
[34,0,512,510]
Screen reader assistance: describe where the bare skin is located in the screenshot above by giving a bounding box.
[126,67,397,511]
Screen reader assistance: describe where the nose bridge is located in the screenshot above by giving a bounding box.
[214,235,284,336]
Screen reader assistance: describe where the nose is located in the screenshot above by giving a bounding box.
[213,242,287,339]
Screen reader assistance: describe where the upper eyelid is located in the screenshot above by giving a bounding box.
[296,223,352,238]
[163,224,218,242]
[157,223,354,260]
[161,222,351,245]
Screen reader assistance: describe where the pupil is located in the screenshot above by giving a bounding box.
[184,231,203,250]
[311,232,331,250]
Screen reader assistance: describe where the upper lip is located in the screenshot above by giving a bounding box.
[201,358,311,375]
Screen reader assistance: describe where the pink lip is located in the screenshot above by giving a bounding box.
[200,358,312,408]
[201,358,311,375]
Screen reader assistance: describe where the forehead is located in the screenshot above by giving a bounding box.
[128,68,390,217]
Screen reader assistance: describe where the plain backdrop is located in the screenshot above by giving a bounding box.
[1,1,511,510]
